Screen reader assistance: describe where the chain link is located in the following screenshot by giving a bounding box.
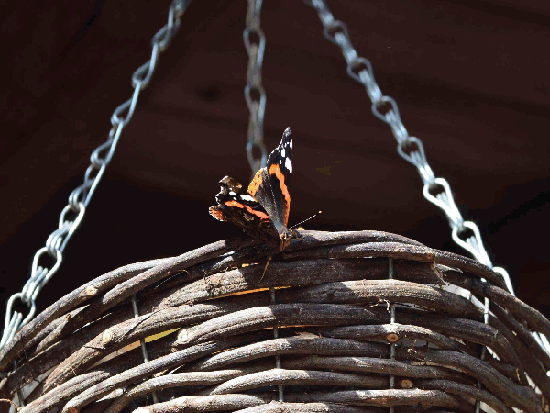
[244,0,268,175]
[1,0,192,351]
[304,0,513,291]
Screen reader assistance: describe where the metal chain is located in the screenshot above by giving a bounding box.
[304,0,512,289]
[304,0,550,365]
[244,0,268,175]
[0,0,192,351]
[244,0,284,401]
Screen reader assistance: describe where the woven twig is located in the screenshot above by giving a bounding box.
[0,230,547,413]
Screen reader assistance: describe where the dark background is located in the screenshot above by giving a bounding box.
[1,0,549,324]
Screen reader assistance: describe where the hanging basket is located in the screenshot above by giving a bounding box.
[1,230,548,413]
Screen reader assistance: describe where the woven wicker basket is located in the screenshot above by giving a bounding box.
[1,230,549,413]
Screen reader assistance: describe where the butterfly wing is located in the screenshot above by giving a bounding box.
[247,127,293,249]
[209,176,279,241]
[267,127,292,226]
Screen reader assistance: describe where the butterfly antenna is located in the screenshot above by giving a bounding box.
[290,211,322,230]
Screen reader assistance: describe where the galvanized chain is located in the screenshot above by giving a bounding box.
[244,0,283,401]
[244,0,268,175]
[304,0,510,292]
[0,0,192,351]
[304,0,550,362]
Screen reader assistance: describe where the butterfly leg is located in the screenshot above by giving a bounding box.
[259,255,273,283]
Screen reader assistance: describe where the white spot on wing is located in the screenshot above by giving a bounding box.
[240,194,256,202]
[285,157,292,173]
[229,191,236,196]
[280,148,285,157]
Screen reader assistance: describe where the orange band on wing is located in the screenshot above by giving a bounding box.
[225,200,270,221]
[247,169,263,196]
[268,164,291,225]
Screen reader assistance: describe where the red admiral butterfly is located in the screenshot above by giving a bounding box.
[209,127,295,251]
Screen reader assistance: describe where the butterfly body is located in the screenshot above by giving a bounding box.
[209,128,294,250]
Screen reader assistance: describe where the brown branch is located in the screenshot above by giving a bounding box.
[103,364,281,413]
[14,288,271,395]
[490,311,550,401]
[0,257,172,374]
[431,251,507,290]
[483,352,526,385]
[30,331,270,413]
[58,337,266,413]
[410,349,541,413]
[130,394,274,413]
[438,267,550,397]
[490,303,550,371]
[44,303,384,391]
[79,398,114,413]
[233,401,384,413]
[29,306,85,354]
[319,323,470,353]
[190,337,388,372]
[170,259,402,306]
[28,330,275,413]
[119,390,461,413]
[283,388,461,409]
[21,371,110,413]
[276,280,481,319]
[397,310,521,368]
[48,241,242,363]
[281,242,435,263]
[290,230,426,250]
[279,355,474,384]
[203,369,387,395]
[417,378,514,413]
[440,267,550,339]
[24,331,190,411]
[187,230,426,283]
[24,321,184,405]
[157,259,444,310]
[41,295,269,391]
[2,302,136,398]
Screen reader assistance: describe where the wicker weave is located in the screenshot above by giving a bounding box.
[1,230,549,413]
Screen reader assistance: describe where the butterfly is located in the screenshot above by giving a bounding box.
[209,127,295,251]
